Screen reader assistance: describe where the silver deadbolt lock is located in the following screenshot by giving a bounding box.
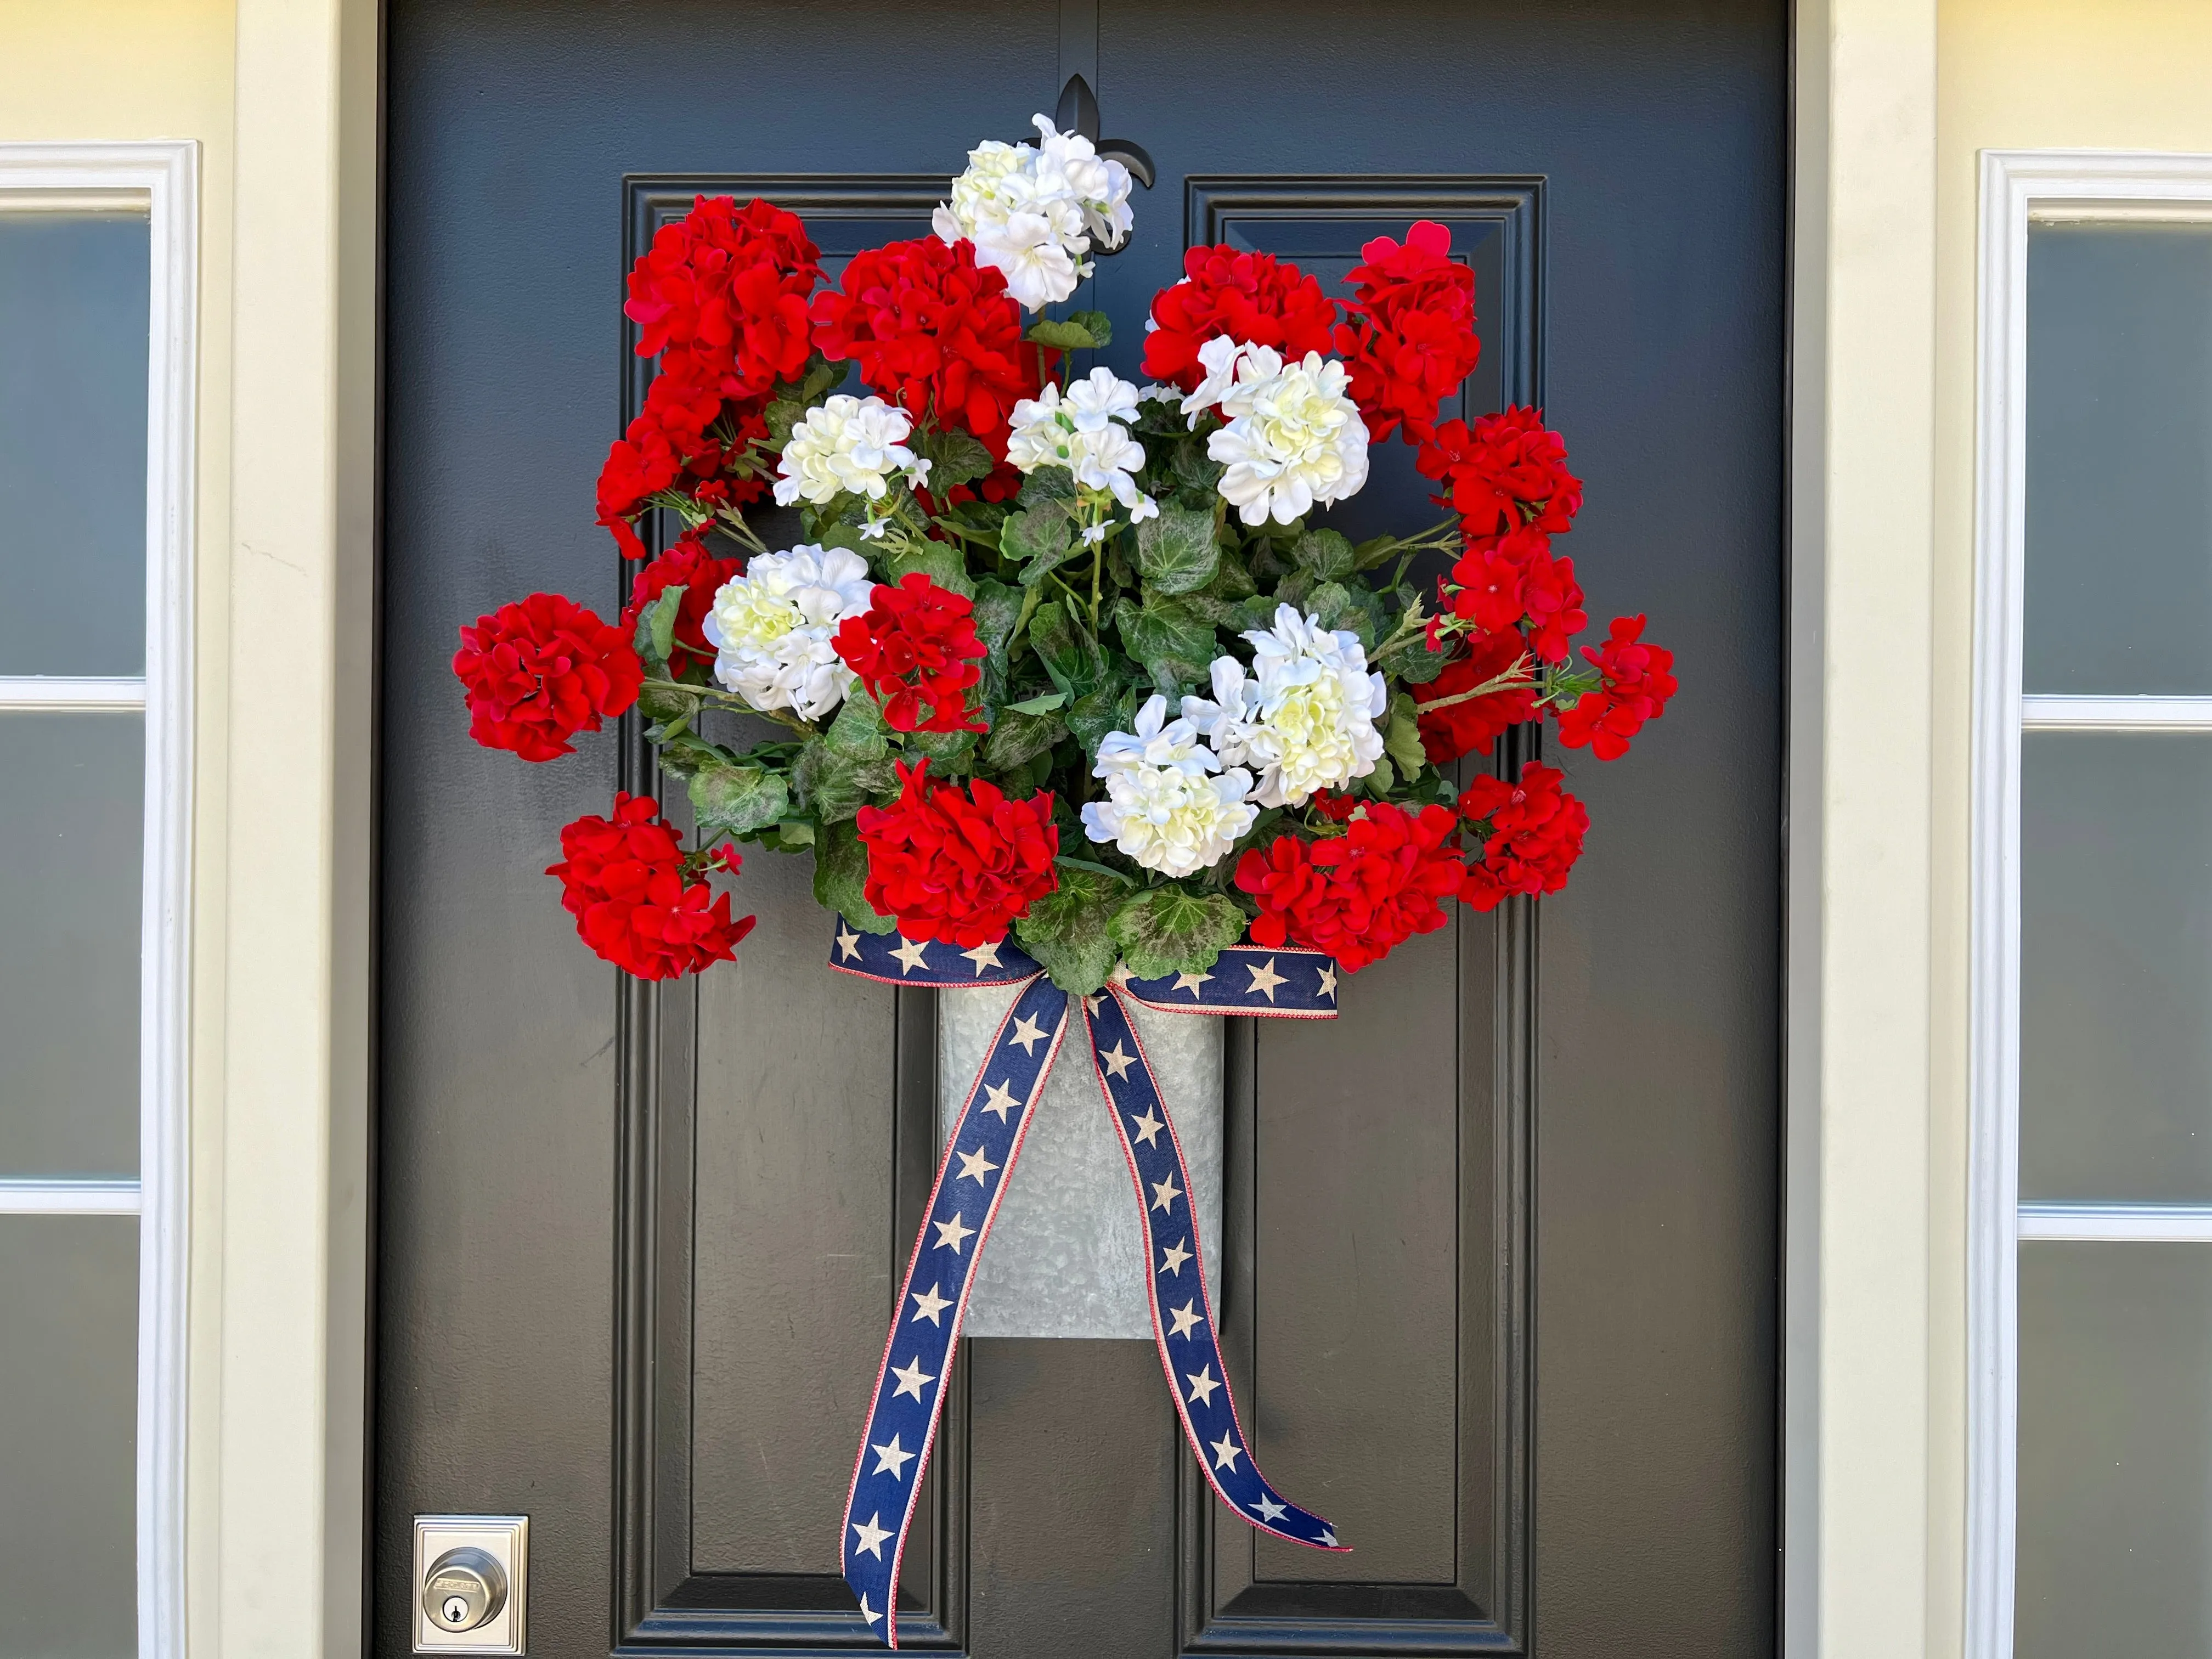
[422,1546,506,1634]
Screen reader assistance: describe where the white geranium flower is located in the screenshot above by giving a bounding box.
[772,394,928,507]
[1005,370,1152,512]
[1181,605,1387,808]
[933,115,1134,310]
[1184,342,1370,527]
[1081,695,1259,877]
[703,544,876,721]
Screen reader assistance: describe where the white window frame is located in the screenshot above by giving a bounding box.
[0,141,196,1659]
[1969,148,2212,1659]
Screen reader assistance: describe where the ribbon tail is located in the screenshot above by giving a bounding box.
[839,973,1072,1645]
[1091,985,1348,1554]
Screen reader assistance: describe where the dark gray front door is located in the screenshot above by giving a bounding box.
[376,4,1785,1655]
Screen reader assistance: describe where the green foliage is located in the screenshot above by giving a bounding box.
[918,426,994,492]
[1384,690,1426,781]
[1018,464,1077,507]
[1064,309,1113,348]
[1108,888,1249,979]
[1013,868,1122,994]
[1134,505,1220,595]
[887,538,973,597]
[1113,595,1216,692]
[1292,528,1357,583]
[1026,317,1102,351]
[812,820,895,934]
[689,761,790,840]
[980,706,1066,770]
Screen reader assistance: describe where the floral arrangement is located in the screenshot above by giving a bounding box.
[454,116,1676,994]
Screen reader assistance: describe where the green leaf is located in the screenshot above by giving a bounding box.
[1063,685,1126,749]
[644,584,685,667]
[918,426,995,492]
[1114,595,1218,692]
[1026,318,1098,351]
[1002,501,1074,569]
[1108,887,1251,980]
[1170,437,1222,495]
[1004,689,1068,715]
[792,737,900,822]
[1029,599,1110,701]
[812,819,896,934]
[776,819,816,849]
[1384,691,1426,780]
[1291,528,1357,583]
[636,681,697,727]
[1353,533,1403,572]
[826,690,891,758]
[971,578,1023,660]
[905,723,978,763]
[1064,309,1114,348]
[1134,504,1220,595]
[764,398,806,446]
[1376,631,1452,685]
[688,762,791,840]
[1013,868,1122,995]
[980,706,1066,770]
[1017,465,1077,508]
[886,538,973,598]
[1363,755,1397,797]
[1053,854,1138,887]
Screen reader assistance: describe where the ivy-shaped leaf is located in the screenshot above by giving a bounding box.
[1018,465,1077,509]
[1026,318,1099,351]
[1384,691,1426,780]
[1114,594,1218,692]
[1013,868,1122,995]
[887,538,974,598]
[812,819,896,934]
[1134,504,1220,595]
[1107,887,1250,979]
[980,706,1066,771]
[793,738,900,823]
[1291,528,1357,583]
[918,426,995,492]
[1064,309,1114,349]
[689,761,791,840]
[1003,689,1068,716]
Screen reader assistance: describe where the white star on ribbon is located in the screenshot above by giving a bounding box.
[1007,1013,1048,1054]
[1209,1432,1243,1472]
[1099,1042,1136,1080]
[858,1592,882,1627]
[1128,1106,1165,1147]
[836,927,862,962]
[1185,1363,1220,1407]
[956,1145,999,1187]
[910,1283,951,1325]
[1082,992,1107,1017]
[1151,1173,1181,1215]
[1172,969,1213,997]
[1316,1527,1338,1547]
[871,1433,916,1480]
[1252,1494,1287,1524]
[980,1079,1020,1120]
[933,1211,975,1254]
[890,935,932,975]
[1316,962,1338,998]
[1168,1300,1203,1339]
[1158,1237,1191,1277]
[890,1355,935,1402]
[1245,957,1286,1001]
[851,1511,893,1559]
[961,940,1002,975]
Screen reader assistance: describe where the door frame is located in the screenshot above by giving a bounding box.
[189,1,1942,1655]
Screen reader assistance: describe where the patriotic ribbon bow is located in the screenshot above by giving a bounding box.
[831,923,1348,1644]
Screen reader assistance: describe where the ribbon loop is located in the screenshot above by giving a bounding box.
[831,927,1345,1646]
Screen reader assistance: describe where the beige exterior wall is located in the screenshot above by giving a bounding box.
[1931,8,2212,1658]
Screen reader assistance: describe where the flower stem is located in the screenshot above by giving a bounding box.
[1407,654,1536,714]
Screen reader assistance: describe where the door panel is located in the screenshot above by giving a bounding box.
[379,4,1783,1655]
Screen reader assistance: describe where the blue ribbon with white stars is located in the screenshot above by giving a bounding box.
[828,923,1347,1647]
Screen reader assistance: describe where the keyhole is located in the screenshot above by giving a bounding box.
[443,1596,469,1624]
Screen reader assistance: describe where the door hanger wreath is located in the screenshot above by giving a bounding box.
[454,107,1674,1643]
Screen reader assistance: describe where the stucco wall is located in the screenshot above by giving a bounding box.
[1931,4,2212,1656]
[0,4,236,1654]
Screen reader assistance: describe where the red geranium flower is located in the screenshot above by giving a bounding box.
[453,592,642,762]
[1333,222,1482,445]
[1142,244,1339,391]
[1418,406,1583,546]
[1234,802,1466,973]
[620,532,744,678]
[832,572,988,734]
[855,761,1059,946]
[1444,524,1587,663]
[624,195,820,399]
[1412,627,1538,763]
[1458,762,1588,910]
[546,792,755,980]
[1553,613,1678,761]
[810,237,1044,459]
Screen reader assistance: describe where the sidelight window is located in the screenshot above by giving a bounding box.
[1972,153,2212,1659]
[0,144,194,1659]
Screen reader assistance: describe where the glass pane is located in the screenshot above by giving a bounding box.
[0,712,142,1176]
[0,210,149,677]
[0,1215,137,1659]
[2021,731,2212,1202]
[2025,222,2212,694]
[2018,1242,2212,1658]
